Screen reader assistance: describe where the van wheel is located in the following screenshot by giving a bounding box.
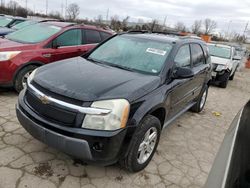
[119,115,161,172]
[14,65,38,93]
[190,85,208,113]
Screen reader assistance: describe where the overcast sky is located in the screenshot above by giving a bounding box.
[15,0,250,35]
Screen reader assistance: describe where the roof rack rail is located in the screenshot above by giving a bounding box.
[127,30,184,36]
[180,35,203,40]
[127,30,150,34]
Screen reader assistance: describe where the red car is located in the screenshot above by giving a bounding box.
[0,21,113,92]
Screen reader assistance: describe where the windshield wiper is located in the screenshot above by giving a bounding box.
[87,57,136,72]
[107,64,136,72]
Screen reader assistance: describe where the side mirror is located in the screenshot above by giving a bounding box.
[52,40,60,49]
[233,56,241,61]
[173,67,194,79]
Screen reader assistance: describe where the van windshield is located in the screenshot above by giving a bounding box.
[88,35,173,75]
[6,23,61,43]
[208,45,231,59]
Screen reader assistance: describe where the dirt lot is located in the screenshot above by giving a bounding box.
[0,69,250,188]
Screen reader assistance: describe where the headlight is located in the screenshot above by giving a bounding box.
[0,51,21,61]
[82,99,130,130]
[216,64,228,72]
[27,69,37,85]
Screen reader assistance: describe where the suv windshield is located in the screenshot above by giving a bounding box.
[12,20,37,30]
[6,23,61,43]
[0,17,13,27]
[208,45,231,59]
[88,35,173,75]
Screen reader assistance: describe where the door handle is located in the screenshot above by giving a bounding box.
[42,54,52,58]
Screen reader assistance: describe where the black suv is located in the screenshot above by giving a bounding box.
[16,32,211,172]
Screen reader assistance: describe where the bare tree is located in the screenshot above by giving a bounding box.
[66,3,80,20]
[122,16,129,31]
[7,0,18,15]
[204,18,217,35]
[110,15,121,31]
[175,22,187,32]
[192,20,202,34]
[96,15,103,25]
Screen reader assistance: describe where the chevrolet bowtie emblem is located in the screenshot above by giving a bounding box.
[39,95,50,105]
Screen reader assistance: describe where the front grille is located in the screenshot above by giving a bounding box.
[25,90,77,126]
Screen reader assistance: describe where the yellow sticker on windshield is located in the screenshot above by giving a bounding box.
[146,48,166,56]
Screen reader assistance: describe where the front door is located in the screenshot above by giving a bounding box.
[168,44,194,118]
[50,29,86,62]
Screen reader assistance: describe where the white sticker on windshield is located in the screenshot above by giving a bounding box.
[146,48,167,56]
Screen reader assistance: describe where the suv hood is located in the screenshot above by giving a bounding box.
[211,56,231,66]
[0,38,35,51]
[33,57,161,102]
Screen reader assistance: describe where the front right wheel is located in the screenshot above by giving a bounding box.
[119,115,161,172]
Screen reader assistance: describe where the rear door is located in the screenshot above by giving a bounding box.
[169,44,194,117]
[190,43,210,98]
[81,29,103,54]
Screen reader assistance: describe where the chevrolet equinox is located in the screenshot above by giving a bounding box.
[16,32,212,172]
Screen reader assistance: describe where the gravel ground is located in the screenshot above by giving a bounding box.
[0,68,250,188]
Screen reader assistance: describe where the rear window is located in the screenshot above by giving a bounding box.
[85,30,101,44]
[100,32,111,41]
[6,23,61,43]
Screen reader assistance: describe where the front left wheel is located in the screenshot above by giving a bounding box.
[119,115,161,172]
[14,65,38,93]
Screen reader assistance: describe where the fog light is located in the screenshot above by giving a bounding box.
[93,142,104,152]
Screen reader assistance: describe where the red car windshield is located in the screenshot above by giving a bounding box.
[6,23,61,44]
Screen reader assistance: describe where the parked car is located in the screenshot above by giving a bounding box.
[0,21,113,92]
[0,19,58,36]
[205,100,250,188]
[208,43,241,88]
[16,32,212,172]
[0,16,26,28]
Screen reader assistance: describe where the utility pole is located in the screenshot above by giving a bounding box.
[1,0,4,7]
[243,22,249,36]
[226,20,232,40]
[25,0,27,10]
[65,0,68,19]
[106,8,109,22]
[163,16,167,27]
[46,0,48,16]
[61,0,64,18]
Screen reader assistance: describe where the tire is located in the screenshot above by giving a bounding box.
[14,65,38,93]
[229,71,235,80]
[190,85,208,113]
[119,115,161,172]
[219,72,230,88]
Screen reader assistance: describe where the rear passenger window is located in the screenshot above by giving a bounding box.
[85,30,101,44]
[191,44,206,66]
[100,32,111,41]
[174,45,191,68]
[56,29,82,47]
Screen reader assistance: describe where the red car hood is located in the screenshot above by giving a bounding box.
[0,38,36,51]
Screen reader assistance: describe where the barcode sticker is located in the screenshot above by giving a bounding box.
[146,48,167,56]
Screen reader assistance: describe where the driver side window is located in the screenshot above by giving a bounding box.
[174,45,191,68]
[55,29,82,47]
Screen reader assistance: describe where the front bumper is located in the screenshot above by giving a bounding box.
[0,60,14,86]
[16,90,135,165]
